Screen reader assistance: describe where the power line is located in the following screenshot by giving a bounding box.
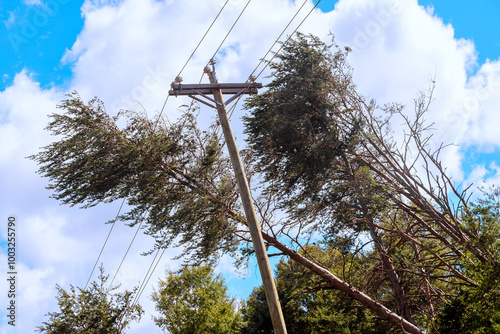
[224,0,321,121]
[178,0,231,79]
[87,0,231,293]
[157,0,232,125]
[108,219,144,288]
[129,236,168,308]
[193,0,254,91]
[126,0,256,313]
[211,0,252,62]
[121,0,323,322]
[84,200,125,290]
[254,0,323,80]
[249,0,309,79]
[220,0,323,117]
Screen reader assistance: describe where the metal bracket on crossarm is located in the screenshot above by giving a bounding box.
[169,71,262,109]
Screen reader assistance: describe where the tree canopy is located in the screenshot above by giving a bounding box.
[31,33,500,334]
[37,267,143,334]
[152,264,243,334]
[31,96,242,264]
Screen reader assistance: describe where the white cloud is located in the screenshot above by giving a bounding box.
[2,0,500,332]
[0,70,64,215]
[2,11,17,30]
[24,0,42,5]
[333,1,473,118]
[62,0,334,120]
[0,70,180,333]
[0,70,61,162]
[463,60,500,146]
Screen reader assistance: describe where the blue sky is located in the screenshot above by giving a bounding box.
[1,0,500,333]
[0,0,84,91]
[419,0,500,65]
[1,0,498,87]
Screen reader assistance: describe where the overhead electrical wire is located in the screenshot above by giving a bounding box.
[86,0,231,291]
[121,0,324,323]
[108,218,145,288]
[84,200,126,290]
[178,0,230,79]
[254,0,323,80]
[194,0,253,88]
[212,0,307,140]
[248,0,309,80]
[227,0,322,120]
[211,0,252,62]
[126,0,257,313]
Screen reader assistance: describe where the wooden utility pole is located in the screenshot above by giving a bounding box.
[170,60,287,334]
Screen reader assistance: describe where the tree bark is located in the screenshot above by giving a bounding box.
[369,224,414,324]
[173,167,427,333]
[260,230,427,334]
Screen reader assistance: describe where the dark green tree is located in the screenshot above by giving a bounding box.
[151,264,243,334]
[433,191,500,333]
[240,246,394,334]
[244,33,354,199]
[433,264,500,334]
[37,267,143,334]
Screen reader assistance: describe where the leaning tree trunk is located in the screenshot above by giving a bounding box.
[369,223,414,324]
[213,194,426,333]
[260,229,426,334]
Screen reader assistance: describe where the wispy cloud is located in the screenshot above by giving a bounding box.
[2,11,17,30]
[23,0,42,6]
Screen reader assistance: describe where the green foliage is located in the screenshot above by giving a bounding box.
[152,264,243,334]
[433,192,500,333]
[240,247,394,334]
[37,267,143,334]
[243,33,391,237]
[30,92,242,264]
[463,190,500,263]
[433,263,500,334]
[244,33,358,199]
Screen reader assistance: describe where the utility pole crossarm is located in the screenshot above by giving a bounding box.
[169,82,262,96]
[169,63,287,334]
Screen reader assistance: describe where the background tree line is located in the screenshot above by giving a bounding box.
[32,33,500,333]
